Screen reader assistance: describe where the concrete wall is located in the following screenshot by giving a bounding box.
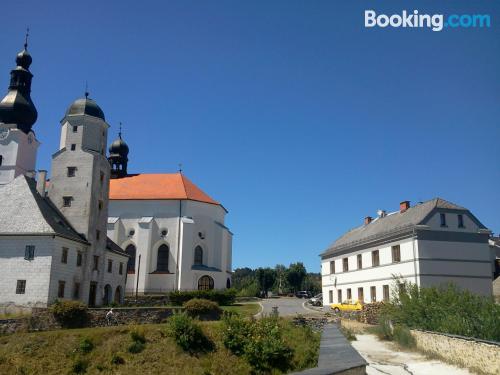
[410,330,500,375]
[0,128,39,184]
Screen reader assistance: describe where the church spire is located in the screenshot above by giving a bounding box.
[108,123,129,178]
[0,30,38,133]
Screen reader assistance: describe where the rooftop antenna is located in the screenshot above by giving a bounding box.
[24,27,29,50]
[178,163,183,174]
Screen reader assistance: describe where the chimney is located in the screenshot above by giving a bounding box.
[400,200,410,213]
[364,216,372,225]
[36,170,47,197]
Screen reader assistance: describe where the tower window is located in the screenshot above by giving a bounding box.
[0,155,3,166]
[70,144,76,151]
[25,245,35,260]
[72,125,78,133]
[63,196,73,207]
[93,256,99,271]
[96,230,100,240]
[98,200,103,210]
[76,251,82,267]
[194,246,203,266]
[67,167,76,177]
[16,280,26,294]
[58,280,65,298]
[119,262,123,275]
[107,259,113,273]
[156,244,169,272]
[61,247,68,264]
[100,171,104,184]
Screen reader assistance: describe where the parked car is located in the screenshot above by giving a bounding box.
[330,299,363,313]
[309,293,323,306]
[295,291,312,299]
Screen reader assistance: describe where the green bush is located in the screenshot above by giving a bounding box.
[49,300,88,328]
[168,289,236,306]
[110,354,125,365]
[79,337,94,354]
[183,298,222,320]
[166,313,214,353]
[130,328,146,344]
[382,280,500,341]
[71,357,88,374]
[393,325,415,349]
[128,341,145,354]
[222,314,294,373]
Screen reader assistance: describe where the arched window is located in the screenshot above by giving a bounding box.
[198,275,214,290]
[226,278,231,289]
[103,284,112,305]
[156,244,169,272]
[194,246,203,266]
[125,244,136,273]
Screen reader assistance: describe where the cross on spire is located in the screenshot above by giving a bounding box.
[119,122,123,138]
[178,163,183,174]
[24,27,29,50]
[84,81,89,98]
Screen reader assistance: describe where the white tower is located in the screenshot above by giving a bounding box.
[0,37,39,185]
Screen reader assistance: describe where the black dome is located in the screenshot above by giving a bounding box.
[65,97,105,120]
[109,137,129,157]
[16,49,32,69]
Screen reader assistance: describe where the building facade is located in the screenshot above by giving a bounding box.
[0,43,127,310]
[106,140,233,294]
[321,199,492,306]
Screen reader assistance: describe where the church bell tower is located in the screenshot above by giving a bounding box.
[0,33,40,185]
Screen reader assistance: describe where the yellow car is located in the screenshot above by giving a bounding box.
[330,300,363,313]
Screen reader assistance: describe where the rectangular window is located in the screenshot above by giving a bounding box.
[96,230,100,240]
[458,214,464,228]
[440,213,447,227]
[119,262,123,275]
[93,256,99,271]
[63,196,73,207]
[370,286,376,302]
[100,171,104,184]
[342,258,349,272]
[330,261,335,274]
[372,250,380,267]
[107,259,113,273]
[72,125,78,133]
[67,167,76,177]
[328,290,333,304]
[24,245,35,260]
[76,251,82,267]
[0,155,3,166]
[391,245,401,263]
[16,280,26,294]
[347,288,352,300]
[58,281,65,298]
[358,287,364,302]
[337,289,342,303]
[73,282,80,299]
[70,144,76,151]
[357,254,362,269]
[98,200,103,210]
[61,247,68,264]
[383,285,390,301]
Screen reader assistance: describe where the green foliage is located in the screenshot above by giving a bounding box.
[110,353,125,365]
[48,300,88,328]
[168,289,236,306]
[222,314,294,373]
[392,326,415,349]
[340,326,357,341]
[71,357,88,374]
[183,298,222,320]
[382,280,500,341]
[255,267,276,295]
[78,337,94,354]
[286,263,307,293]
[236,281,260,298]
[166,313,214,353]
[128,341,145,354]
[130,328,146,344]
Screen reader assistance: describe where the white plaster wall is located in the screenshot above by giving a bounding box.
[0,236,53,307]
[0,129,39,184]
[424,212,480,232]
[101,251,128,303]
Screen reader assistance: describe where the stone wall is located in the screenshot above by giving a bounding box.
[410,330,500,375]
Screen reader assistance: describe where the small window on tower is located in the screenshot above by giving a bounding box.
[96,230,100,240]
[72,125,78,133]
[100,171,104,184]
[63,196,73,207]
[93,256,99,271]
[16,280,26,294]
[70,144,76,151]
[98,200,103,210]
[67,167,76,177]
[0,155,3,166]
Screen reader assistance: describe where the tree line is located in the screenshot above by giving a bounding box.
[232,262,321,297]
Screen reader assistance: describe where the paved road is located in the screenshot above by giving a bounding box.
[351,333,472,375]
[258,297,322,317]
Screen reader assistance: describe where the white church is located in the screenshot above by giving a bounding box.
[0,38,232,310]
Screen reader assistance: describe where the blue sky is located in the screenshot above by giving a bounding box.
[1,1,499,272]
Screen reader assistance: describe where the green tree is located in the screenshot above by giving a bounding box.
[275,264,287,294]
[256,268,276,297]
[286,263,307,293]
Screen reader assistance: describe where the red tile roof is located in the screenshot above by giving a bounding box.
[109,173,221,206]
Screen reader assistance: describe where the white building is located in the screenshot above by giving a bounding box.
[107,171,233,294]
[321,199,492,306]
[0,42,128,310]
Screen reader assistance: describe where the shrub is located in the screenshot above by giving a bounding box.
[130,328,146,344]
[71,358,88,374]
[128,341,145,354]
[49,300,88,328]
[168,289,236,306]
[340,326,357,341]
[393,325,415,349]
[221,313,252,355]
[166,313,214,353]
[110,354,125,365]
[183,298,222,320]
[79,337,94,354]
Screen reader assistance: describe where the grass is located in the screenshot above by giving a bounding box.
[0,318,318,375]
[221,303,261,317]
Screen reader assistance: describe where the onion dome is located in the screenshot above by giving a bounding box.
[108,124,129,178]
[109,135,129,158]
[65,94,105,120]
[0,38,37,134]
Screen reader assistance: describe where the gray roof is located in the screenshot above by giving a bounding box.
[106,237,129,257]
[0,175,88,244]
[321,198,483,258]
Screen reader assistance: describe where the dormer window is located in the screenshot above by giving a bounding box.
[440,213,447,227]
[458,214,464,228]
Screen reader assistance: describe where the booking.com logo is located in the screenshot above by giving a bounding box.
[365,10,491,32]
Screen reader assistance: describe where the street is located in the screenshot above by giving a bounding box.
[258,296,322,317]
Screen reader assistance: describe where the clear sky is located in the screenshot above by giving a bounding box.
[1,1,499,272]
